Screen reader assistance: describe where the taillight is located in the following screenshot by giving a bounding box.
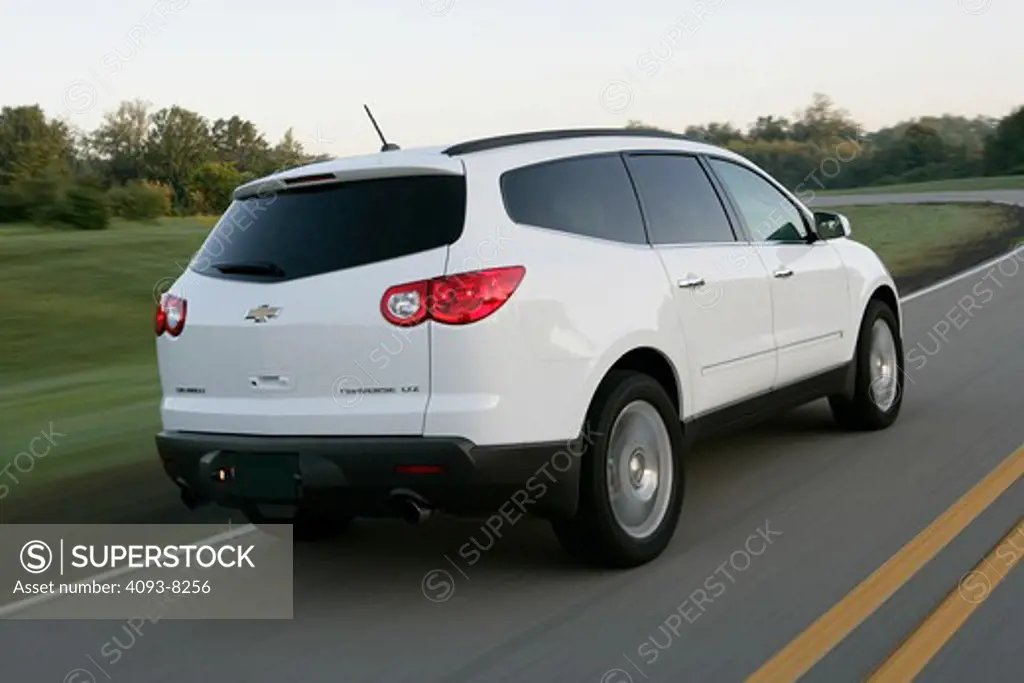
[155,303,167,335]
[430,267,526,325]
[156,294,187,337]
[380,266,525,327]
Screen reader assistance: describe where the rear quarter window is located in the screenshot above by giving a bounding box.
[500,154,646,244]
[190,174,466,281]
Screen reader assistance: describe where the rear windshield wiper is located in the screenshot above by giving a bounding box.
[211,261,286,277]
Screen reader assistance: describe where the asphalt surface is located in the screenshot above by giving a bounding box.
[3,191,1024,682]
[811,188,1024,208]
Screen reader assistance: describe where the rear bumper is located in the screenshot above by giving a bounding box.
[155,431,581,518]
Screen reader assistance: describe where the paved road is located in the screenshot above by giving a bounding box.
[812,189,1024,208]
[3,192,1023,682]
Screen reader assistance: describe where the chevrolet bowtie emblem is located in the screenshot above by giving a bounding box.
[244,305,281,323]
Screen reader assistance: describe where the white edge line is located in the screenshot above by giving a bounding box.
[0,241,1020,618]
[900,246,1022,303]
[0,524,257,619]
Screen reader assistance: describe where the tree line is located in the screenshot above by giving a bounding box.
[630,93,1024,194]
[0,100,328,229]
[1,93,1023,230]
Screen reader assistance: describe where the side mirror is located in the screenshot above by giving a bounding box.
[813,211,851,240]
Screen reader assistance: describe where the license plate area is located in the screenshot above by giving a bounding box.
[221,452,299,500]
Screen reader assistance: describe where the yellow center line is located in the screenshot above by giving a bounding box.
[745,444,1024,683]
[868,517,1024,682]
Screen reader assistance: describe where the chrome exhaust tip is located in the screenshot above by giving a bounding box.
[390,489,434,524]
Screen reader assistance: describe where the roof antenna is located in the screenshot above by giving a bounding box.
[363,104,401,152]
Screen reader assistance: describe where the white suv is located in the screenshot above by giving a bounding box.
[154,129,904,568]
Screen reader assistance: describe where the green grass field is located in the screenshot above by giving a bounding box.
[828,203,1018,274]
[818,174,1024,196]
[0,204,1019,501]
[0,217,213,498]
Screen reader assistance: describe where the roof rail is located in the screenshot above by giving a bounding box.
[442,128,695,156]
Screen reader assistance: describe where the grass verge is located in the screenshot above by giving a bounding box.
[0,218,210,517]
[833,203,1021,280]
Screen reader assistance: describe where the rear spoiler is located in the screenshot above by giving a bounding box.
[233,153,465,201]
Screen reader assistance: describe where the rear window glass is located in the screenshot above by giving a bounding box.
[190,174,466,281]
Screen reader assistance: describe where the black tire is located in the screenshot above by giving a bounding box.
[551,370,685,568]
[829,300,904,431]
[242,505,353,543]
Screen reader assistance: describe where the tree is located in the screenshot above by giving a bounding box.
[90,99,152,186]
[144,106,213,208]
[266,128,308,173]
[0,105,73,185]
[748,115,792,142]
[189,161,246,215]
[861,123,954,183]
[625,120,666,131]
[211,115,270,173]
[900,123,949,170]
[66,124,108,188]
[726,138,821,190]
[983,106,1024,175]
[790,93,862,146]
[871,115,996,153]
[683,122,744,145]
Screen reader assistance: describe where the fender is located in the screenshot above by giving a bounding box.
[568,325,691,441]
[830,237,902,398]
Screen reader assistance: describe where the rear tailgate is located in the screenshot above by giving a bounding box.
[157,161,465,436]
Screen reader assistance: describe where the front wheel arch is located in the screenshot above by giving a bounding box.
[869,283,901,333]
[831,299,905,430]
[841,283,901,398]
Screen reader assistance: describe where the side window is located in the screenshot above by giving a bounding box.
[501,154,646,244]
[707,158,809,243]
[626,154,736,244]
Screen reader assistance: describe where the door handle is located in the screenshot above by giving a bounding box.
[677,276,706,289]
[773,268,794,279]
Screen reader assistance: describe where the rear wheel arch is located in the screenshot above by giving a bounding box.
[562,346,684,515]
[554,365,687,567]
[601,347,682,418]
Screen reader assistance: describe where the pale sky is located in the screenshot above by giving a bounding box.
[4,0,1020,156]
